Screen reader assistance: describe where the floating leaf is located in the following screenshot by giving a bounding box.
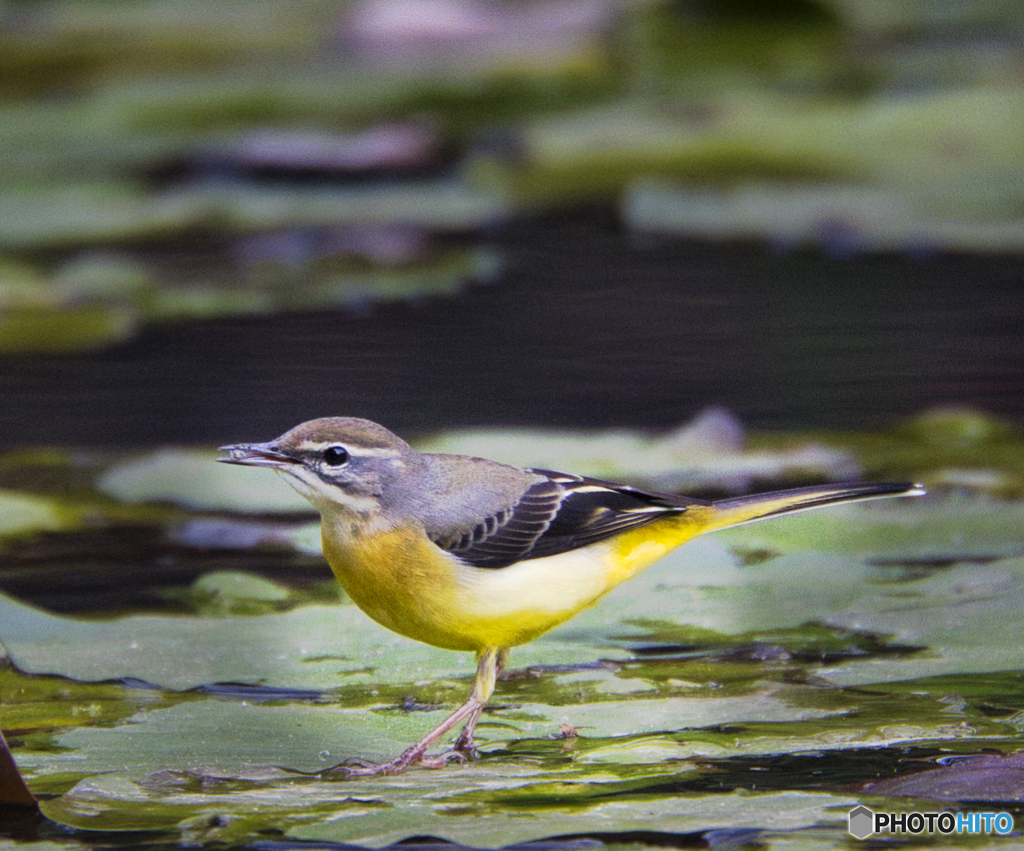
[184,571,292,615]
[0,488,74,539]
[97,449,307,512]
[414,408,859,492]
[0,305,140,354]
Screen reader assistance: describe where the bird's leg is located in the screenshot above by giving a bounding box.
[451,647,507,755]
[327,647,504,777]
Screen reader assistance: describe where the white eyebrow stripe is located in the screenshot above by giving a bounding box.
[294,441,403,458]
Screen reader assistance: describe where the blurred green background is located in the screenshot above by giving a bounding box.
[0,0,1021,445]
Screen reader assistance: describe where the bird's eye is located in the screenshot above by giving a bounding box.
[322,445,349,466]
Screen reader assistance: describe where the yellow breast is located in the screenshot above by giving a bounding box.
[321,521,474,651]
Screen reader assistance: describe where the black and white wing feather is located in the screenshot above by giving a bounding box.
[431,471,700,569]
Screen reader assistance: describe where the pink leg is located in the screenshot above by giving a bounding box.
[327,647,506,777]
[452,648,507,755]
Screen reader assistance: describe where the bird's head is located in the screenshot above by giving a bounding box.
[219,417,414,515]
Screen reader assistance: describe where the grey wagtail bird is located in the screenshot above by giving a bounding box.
[220,417,923,777]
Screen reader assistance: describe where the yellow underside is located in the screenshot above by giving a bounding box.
[320,508,721,654]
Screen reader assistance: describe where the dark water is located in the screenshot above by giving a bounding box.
[2,213,1022,447]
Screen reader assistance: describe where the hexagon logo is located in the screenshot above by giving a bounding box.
[848,805,875,839]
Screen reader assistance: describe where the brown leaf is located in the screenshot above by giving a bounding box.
[0,729,36,807]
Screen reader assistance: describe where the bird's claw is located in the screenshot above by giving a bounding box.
[418,748,471,769]
[321,744,474,777]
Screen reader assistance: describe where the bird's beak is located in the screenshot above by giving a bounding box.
[218,441,296,469]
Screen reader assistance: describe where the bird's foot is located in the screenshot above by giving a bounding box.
[416,748,470,770]
[451,729,478,758]
[322,744,469,778]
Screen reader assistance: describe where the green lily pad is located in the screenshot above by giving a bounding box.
[414,409,859,492]
[291,787,855,848]
[38,736,860,847]
[0,182,187,251]
[0,488,76,539]
[0,304,140,355]
[96,448,307,512]
[520,86,1024,233]
[0,255,49,308]
[184,571,292,615]
[0,591,464,692]
[753,407,1024,495]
